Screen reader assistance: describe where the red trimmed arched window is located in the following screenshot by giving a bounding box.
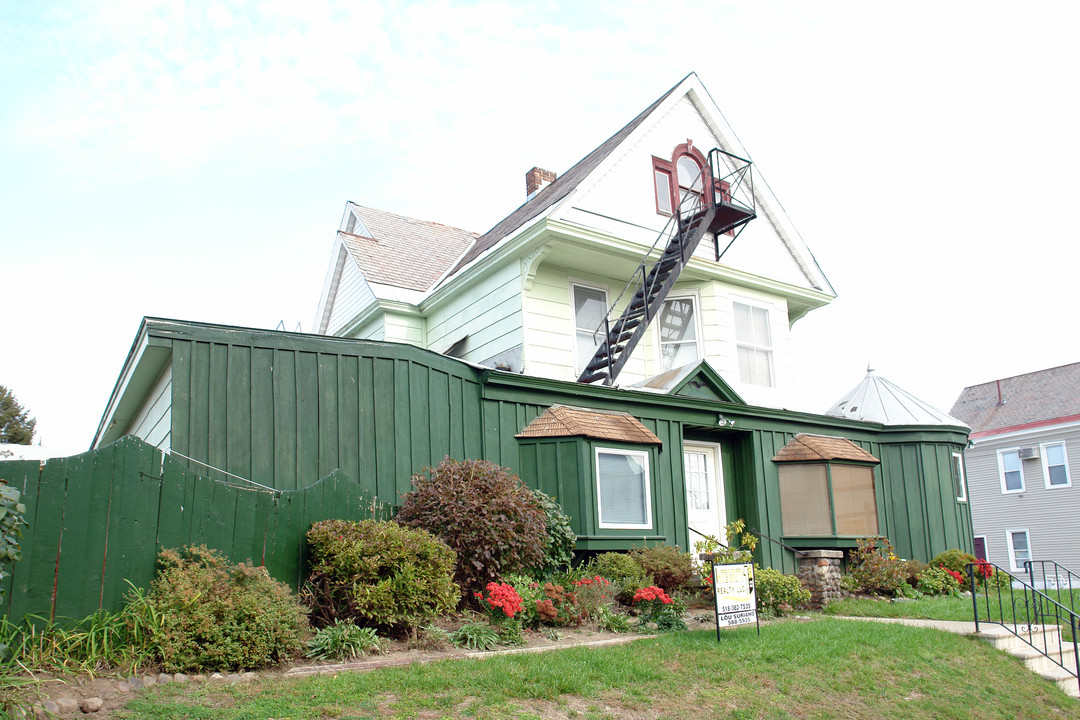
[652,142,732,234]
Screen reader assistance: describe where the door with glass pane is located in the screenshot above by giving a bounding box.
[684,443,725,543]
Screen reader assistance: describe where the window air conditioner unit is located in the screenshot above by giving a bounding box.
[1018,447,1040,461]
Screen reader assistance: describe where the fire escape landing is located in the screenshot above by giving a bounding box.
[577,148,756,385]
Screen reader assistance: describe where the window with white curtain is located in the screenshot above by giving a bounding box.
[596,448,652,529]
[733,302,774,387]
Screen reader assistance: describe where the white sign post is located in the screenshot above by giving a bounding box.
[712,562,758,638]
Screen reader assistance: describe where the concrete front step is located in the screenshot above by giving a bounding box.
[974,623,1062,653]
[1011,644,1080,676]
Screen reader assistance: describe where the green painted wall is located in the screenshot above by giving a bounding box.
[138,321,972,566]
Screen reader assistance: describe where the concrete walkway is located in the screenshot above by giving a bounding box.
[830,615,1080,699]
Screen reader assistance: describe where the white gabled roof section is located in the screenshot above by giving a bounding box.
[565,72,834,298]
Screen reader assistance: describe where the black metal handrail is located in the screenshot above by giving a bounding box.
[747,526,802,555]
[1025,560,1079,617]
[968,561,1080,695]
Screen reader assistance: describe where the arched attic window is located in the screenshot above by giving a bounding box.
[652,142,709,215]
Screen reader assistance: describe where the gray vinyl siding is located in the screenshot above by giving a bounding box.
[967,426,1080,573]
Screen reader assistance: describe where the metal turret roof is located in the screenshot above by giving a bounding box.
[825,372,966,427]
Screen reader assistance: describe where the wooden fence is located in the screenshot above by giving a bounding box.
[0,436,388,623]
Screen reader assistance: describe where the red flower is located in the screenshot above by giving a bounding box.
[479,582,523,619]
[632,585,672,605]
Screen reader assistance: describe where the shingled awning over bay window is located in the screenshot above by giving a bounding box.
[515,405,662,445]
[772,434,880,537]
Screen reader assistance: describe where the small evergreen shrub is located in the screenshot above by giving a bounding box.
[755,567,811,616]
[396,458,549,593]
[629,545,693,593]
[304,519,459,631]
[931,549,978,576]
[532,489,576,577]
[305,620,385,660]
[903,559,929,589]
[148,545,308,672]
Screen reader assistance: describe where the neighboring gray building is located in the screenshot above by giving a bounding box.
[951,363,1080,579]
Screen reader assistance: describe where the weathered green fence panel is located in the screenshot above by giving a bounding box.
[0,437,385,623]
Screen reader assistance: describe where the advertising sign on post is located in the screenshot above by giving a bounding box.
[712,562,758,638]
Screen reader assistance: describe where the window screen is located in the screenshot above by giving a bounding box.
[831,465,878,536]
[778,464,830,535]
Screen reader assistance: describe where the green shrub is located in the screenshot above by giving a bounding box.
[845,537,909,597]
[916,565,961,596]
[903,559,929,589]
[532,489,576,577]
[503,574,544,628]
[585,552,653,605]
[931,549,978,576]
[304,519,459,631]
[629,545,693,594]
[595,605,632,633]
[755,567,811,616]
[396,458,549,593]
[148,545,308,672]
[0,484,26,607]
[693,519,759,587]
[449,622,499,651]
[305,620,385,660]
[569,575,615,620]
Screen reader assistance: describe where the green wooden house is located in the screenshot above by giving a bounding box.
[92,317,972,573]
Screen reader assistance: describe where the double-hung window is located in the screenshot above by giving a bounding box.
[998,449,1025,493]
[596,448,652,529]
[1006,529,1032,572]
[657,296,701,371]
[733,302,774,387]
[572,284,608,376]
[1041,442,1071,488]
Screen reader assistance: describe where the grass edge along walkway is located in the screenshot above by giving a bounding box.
[117,619,1080,720]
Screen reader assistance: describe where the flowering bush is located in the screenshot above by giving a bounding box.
[535,582,581,626]
[845,537,909,597]
[632,585,685,631]
[572,575,614,620]
[474,582,524,620]
[916,564,961,596]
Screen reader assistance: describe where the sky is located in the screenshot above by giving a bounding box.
[2,1,1078,453]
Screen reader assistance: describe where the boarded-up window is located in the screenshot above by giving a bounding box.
[831,465,878,536]
[778,464,831,535]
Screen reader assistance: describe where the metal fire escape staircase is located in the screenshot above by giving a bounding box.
[578,148,757,385]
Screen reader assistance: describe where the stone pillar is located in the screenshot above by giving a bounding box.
[796,550,843,609]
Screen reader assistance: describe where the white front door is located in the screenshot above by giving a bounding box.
[684,443,726,545]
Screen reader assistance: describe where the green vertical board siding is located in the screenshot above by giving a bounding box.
[317,354,339,479]
[208,343,228,480]
[251,348,275,487]
[358,357,377,496]
[429,370,450,460]
[273,350,298,491]
[78,450,113,617]
[170,341,191,458]
[296,352,320,488]
[409,363,429,473]
[393,360,413,496]
[54,453,93,619]
[337,356,359,483]
[226,345,252,481]
[189,342,211,475]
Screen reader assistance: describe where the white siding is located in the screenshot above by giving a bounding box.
[383,311,424,345]
[425,262,523,366]
[967,425,1080,574]
[124,365,172,451]
[327,252,377,336]
[565,94,816,292]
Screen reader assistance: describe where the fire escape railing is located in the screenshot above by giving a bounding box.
[577,148,755,385]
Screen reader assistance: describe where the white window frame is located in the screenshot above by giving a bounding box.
[997,448,1026,494]
[655,291,704,372]
[570,281,609,377]
[973,534,988,562]
[1005,528,1032,572]
[951,451,967,502]
[595,447,653,530]
[1040,441,1072,489]
[732,299,775,387]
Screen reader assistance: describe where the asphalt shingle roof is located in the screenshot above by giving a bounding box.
[515,405,662,445]
[949,362,1080,434]
[341,205,477,292]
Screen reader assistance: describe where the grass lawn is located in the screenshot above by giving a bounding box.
[116,619,1080,720]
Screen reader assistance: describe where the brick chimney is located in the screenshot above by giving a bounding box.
[525,167,556,200]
